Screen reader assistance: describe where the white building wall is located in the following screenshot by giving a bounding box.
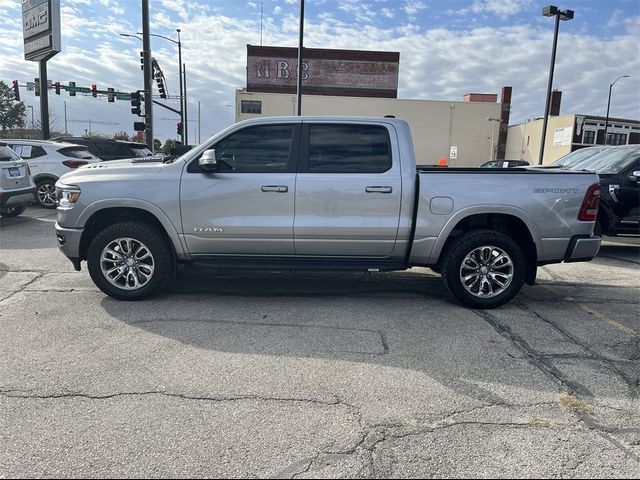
[235,90,503,167]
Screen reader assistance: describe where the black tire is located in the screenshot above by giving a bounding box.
[441,229,526,309]
[87,221,173,300]
[35,178,57,209]
[0,205,26,217]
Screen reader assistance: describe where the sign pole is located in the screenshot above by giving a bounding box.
[296,0,304,116]
[39,60,50,139]
[142,0,154,151]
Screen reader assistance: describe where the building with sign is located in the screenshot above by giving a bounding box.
[236,45,511,167]
[505,114,640,164]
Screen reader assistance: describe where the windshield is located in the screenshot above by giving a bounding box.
[0,144,22,162]
[554,147,607,168]
[129,147,153,157]
[569,148,640,174]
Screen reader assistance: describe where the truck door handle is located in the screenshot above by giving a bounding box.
[261,185,288,193]
[365,186,393,193]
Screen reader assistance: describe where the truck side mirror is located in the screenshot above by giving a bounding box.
[630,171,640,182]
[199,149,219,172]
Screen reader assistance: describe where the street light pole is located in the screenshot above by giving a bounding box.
[487,117,501,161]
[177,29,184,144]
[141,0,153,151]
[538,5,574,165]
[603,75,630,146]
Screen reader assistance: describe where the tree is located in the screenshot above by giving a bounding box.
[0,81,27,131]
[113,131,130,141]
[162,138,176,154]
[154,138,162,152]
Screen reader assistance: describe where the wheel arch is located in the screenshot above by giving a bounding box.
[78,203,187,263]
[433,209,539,285]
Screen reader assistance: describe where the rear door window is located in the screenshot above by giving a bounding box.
[303,124,391,173]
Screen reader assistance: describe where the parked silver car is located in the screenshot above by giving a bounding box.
[0,142,35,218]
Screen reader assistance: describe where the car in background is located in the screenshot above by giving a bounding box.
[0,142,35,218]
[480,160,529,168]
[569,145,640,236]
[534,145,609,170]
[53,137,153,161]
[3,139,100,209]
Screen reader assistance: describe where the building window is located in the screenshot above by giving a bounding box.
[241,100,262,114]
[583,130,595,145]
[606,133,627,146]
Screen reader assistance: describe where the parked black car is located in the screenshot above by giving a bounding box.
[52,137,153,161]
[570,145,640,236]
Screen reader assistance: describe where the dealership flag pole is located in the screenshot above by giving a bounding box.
[296,0,304,116]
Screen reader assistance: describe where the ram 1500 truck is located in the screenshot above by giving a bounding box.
[55,117,602,308]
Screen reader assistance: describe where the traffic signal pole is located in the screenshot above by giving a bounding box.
[142,0,153,151]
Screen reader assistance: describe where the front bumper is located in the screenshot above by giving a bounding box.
[564,235,601,262]
[0,186,35,208]
[55,222,83,271]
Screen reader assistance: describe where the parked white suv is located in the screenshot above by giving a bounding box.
[3,139,100,208]
[0,142,35,218]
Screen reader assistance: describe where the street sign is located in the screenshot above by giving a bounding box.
[450,146,458,160]
[116,93,132,101]
[65,86,91,93]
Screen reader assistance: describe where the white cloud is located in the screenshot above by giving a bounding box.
[471,0,533,21]
[403,1,426,16]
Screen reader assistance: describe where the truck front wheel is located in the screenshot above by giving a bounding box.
[441,230,526,309]
[87,221,173,300]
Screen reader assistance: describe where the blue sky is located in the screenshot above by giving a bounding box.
[1,0,639,143]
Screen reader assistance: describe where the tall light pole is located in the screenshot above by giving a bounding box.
[603,75,630,145]
[538,5,574,165]
[296,0,305,116]
[141,0,153,151]
[487,117,502,161]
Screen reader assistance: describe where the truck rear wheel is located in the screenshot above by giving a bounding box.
[87,221,172,300]
[441,230,525,309]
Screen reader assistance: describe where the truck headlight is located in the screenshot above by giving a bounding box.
[56,185,81,209]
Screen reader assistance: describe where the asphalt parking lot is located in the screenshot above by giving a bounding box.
[1,206,639,478]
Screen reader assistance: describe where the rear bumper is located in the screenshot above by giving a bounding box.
[564,235,601,262]
[55,222,83,271]
[0,186,35,208]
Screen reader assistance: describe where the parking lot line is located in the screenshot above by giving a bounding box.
[579,304,638,337]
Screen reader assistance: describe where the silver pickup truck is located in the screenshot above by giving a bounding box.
[55,117,602,308]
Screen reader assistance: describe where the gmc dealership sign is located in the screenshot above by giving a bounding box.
[247,46,400,98]
[22,0,61,61]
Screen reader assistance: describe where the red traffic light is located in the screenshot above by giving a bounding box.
[54,82,61,95]
[12,80,20,101]
[91,84,97,97]
[177,122,183,136]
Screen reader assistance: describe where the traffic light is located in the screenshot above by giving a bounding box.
[107,87,115,103]
[68,81,76,97]
[34,78,40,97]
[91,84,97,97]
[140,51,144,71]
[134,121,146,132]
[54,82,61,95]
[130,91,142,116]
[12,80,20,101]
[177,122,183,136]
[155,72,166,99]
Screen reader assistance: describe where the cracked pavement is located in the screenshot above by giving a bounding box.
[1,206,639,478]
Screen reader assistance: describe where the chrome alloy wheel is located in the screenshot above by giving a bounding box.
[459,245,513,298]
[37,183,56,207]
[100,237,155,290]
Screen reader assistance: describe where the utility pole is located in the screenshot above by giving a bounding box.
[183,64,188,145]
[39,61,50,139]
[296,0,305,116]
[177,29,184,144]
[142,0,153,151]
[198,101,201,144]
[64,101,68,134]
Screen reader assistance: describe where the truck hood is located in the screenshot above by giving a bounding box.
[58,157,169,185]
